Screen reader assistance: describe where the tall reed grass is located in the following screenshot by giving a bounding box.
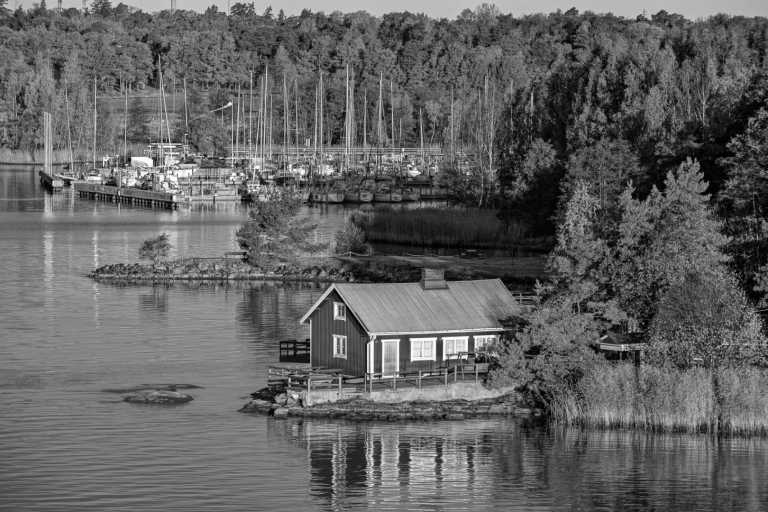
[363,206,533,248]
[553,364,768,436]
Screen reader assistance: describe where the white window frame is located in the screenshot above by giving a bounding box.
[473,334,498,351]
[333,334,347,359]
[409,337,437,362]
[333,301,346,321]
[442,336,469,360]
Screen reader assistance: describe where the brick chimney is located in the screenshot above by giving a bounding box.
[420,268,448,290]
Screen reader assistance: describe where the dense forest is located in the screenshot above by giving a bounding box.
[3,2,768,297]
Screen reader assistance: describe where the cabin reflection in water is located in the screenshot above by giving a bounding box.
[267,418,768,511]
[268,419,499,507]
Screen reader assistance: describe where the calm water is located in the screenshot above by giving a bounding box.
[1,167,767,511]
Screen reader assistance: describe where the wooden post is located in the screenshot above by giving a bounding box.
[287,376,291,392]
[444,368,448,387]
[454,362,458,383]
[418,370,422,390]
[338,374,342,399]
[392,372,397,392]
[306,376,311,407]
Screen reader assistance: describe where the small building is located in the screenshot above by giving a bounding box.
[299,269,521,378]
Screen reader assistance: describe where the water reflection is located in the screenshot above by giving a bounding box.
[235,281,322,356]
[139,286,169,317]
[268,419,768,512]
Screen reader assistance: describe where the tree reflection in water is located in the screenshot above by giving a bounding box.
[268,418,768,511]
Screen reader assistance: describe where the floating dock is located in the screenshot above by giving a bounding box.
[75,183,179,209]
[39,170,64,191]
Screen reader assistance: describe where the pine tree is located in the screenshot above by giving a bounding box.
[549,181,611,314]
[611,159,730,327]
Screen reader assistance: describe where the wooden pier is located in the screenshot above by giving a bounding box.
[75,183,179,209]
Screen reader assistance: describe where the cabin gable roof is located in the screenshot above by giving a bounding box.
[300,279,519,336]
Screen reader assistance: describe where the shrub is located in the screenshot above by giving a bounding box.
[138,233,171,265]
[334,215,370,255]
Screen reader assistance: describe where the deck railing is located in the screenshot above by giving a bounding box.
[266,356,491,404]
[278,339,310,363]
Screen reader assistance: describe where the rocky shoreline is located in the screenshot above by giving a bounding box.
[239,390,539,421]
[87,257,428,284]
[88,260,359,284]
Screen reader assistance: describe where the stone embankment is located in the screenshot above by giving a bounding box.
[239,390,538,421]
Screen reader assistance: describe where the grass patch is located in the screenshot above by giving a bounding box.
[363,206,538,249]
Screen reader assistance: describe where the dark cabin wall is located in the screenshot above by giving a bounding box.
[372,331,503,375]
[309,290,368,375]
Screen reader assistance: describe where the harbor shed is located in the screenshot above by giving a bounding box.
[299,269,521,378]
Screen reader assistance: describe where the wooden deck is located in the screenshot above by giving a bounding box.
[267,357,491,397]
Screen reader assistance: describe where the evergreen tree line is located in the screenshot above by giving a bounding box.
[3,3,768,299]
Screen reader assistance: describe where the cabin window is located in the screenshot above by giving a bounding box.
[333,302,346,321]
[333,335,347,359]
[443,336,469,360]
[474,335,498,351]
[410,337,436,361]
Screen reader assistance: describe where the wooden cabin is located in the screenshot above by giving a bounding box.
[299,269,521,378]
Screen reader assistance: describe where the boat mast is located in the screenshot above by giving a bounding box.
[363,88,367,162]
[64,84,74,171]
[390,79,394,157]
[184,77,189,137]
[344,64,349,175]
[313,79,318,175]
[249,70,253,178]
[236,84,241,164]
[283,72,288,171]
[450,87,454,168]
[419,107,424,168]
[294,77,299,168]
[92,76,96,171]
[377,72,383,175]
[123,80,128,162]
[319,71,324,174]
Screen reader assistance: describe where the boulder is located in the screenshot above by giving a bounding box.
[123,389,194,405]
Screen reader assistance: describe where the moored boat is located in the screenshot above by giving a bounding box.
[401,187,420,202]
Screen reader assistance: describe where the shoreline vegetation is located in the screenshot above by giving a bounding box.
[487,164,768,438]
[359,206,551,251]
[556,364,768,436]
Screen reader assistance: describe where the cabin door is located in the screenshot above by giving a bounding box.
[381,339,399,378]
